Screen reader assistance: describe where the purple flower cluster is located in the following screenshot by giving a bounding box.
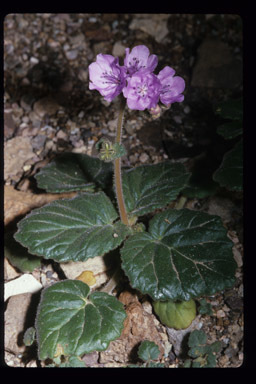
[89,45,185,111]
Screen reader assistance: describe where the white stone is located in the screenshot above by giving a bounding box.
[60,257,110,289]
[30,56,39,65]
[112,41,126,57]
[139,153,149,163]
[4,274,42,301]
[129,15,169,43]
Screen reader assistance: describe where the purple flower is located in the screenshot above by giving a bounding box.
[124,45,158,76]
[89,54,126,102]
[88,47,186,111]
[157,66,185,106]
[122,69,161,111]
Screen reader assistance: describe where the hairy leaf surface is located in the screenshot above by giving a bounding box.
[35,153,113,193]
[122,162,190,216]
[14,192,130,262]
[121,209,236,301]
[35,280,127,360]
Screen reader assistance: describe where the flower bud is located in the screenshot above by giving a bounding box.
[149,104,162,119]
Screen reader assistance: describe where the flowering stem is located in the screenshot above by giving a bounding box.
[114,97,129,226]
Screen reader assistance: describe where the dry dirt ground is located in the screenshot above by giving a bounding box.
[4,13,243,368]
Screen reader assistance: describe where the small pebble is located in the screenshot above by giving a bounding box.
[23,164,31,172]
[56,129,68,140]
[78,111,85,119]
[30,56,39,64]
[19,122,29,130]
[112,20,119,29]
[22,116,30,123]
[88,17,97,23]
[139,153,149,163]
[46,270,53,278]
[219,355,230,366]
[65,49,78,60]
[173,115,182,124]
[238,352,243,361]
[108,119,117,132]
[184,105,190,114]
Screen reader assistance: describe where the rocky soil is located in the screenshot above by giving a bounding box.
[4,13,243,368]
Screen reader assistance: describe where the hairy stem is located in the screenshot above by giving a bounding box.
[114,97,129,225]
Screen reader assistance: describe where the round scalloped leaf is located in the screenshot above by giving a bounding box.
[35,153,113,193]
[14,192,130,263]
[35,280,127,360]
[121,209,236,301]
[138,340,160,362]
[122,162,190,217]
[188,330,207,348]
[213,139,243,191]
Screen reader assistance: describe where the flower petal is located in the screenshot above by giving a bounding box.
[147,54,158,72]
[157,66,176,82]
[127,45,150,65]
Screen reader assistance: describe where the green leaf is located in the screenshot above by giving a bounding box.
[35,153,113,193]
[182,178,218,199]
[188,346,208,358]
[186,331,222,367]
[192,360,204,367]
[146,362,165,368]
[183,359,192,368]
[188,330,207,348]
[153,299,196,329]
[204,351,217,368]
[215,98,243,121]
[35,280,127,361]
[121,209,236,301]
[198,298,213,316]
[213,139,243,191]
[209,341,222,354]
[122,162,190,216]
[14,192,130,263]
[138,340,160,362]
[5,231,41,273]
[23,327,36,346]
[58,356,87,367]
[181,155,219,199]
[217,121,242,140]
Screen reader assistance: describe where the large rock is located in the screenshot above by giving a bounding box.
[4,185,77,226]
[4,137,35,182]
[129,14,169,43]
[191,38,242,89]
[5,293,37,355]
[59,257,112,290]
[99,291,167,365]
[33,96,60,118]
